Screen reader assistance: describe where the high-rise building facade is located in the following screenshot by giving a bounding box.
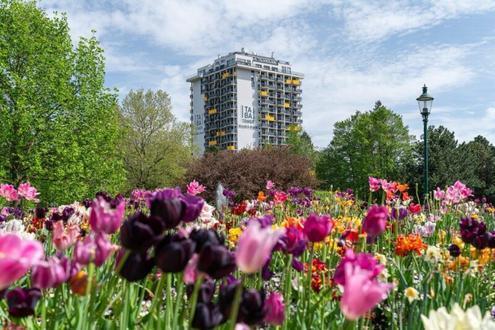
[187,50,303,154]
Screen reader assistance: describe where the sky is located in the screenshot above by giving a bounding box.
[40,0,495,148]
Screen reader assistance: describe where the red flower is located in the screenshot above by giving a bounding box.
[232,202,247,215]
[408,203,421,214]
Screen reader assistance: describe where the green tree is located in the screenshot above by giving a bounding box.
[0,0,124,204]
[316,101,412,195]
[120,89,192,190]
[287,125,317,164]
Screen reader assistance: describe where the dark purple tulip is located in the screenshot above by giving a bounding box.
[472,233,489,250]
[448,244,461,257]
[189,229,224,253]
[150,198,184,229]
[6,288,42,318]
[192,302,224,330]
[117,249,155,282]
[187,280,216,304]
[0,214,5,222]
[35,207,47,219]
[218,282,238,318]
[0,289,6,299]
[291,258,304,272]
[238,288,266,325]
[197,244,235,279]
[62,207,75,222]
[488,232,495,248]
[262,258,273,280]
[277,226,306,257]
[390,207,408,220]
[155,235,195,273]
[180,194,204,222]
[120,212,164,251]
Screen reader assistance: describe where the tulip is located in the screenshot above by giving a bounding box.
[17,182,39,202]
[238,288,266,325]
[31,256,70,289]
[264,292,285,325]
[189,228,224,254]
[0,184,19,202]
[187,280,216,304]
[150,197,184,229]
[187,180,206,196]
[74,233,114,266]
[333,249,384,286]
[192,302,224,329]
[0,234,44,290]
[119,212,164,251]
[362,205,388,239]
[183,254,199,285]
[180,194,204,223]
[116,249,155,282]
[198,244,236,279]
[303,213,332,242]
[391,207,408,220]
[278,226,306,257]
[6,288,42,318]
[368,177,381,192]
[235,221,284,274]
[52,221,80,251]
[69,271,88,296]
[340,263,393,320]
[155,234,195,273]
[89,197,125,234]
[448,244,461,257]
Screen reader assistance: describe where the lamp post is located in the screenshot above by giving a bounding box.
[416,84,434,200]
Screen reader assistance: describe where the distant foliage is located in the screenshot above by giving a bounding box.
[184,148,318,201]
[0,0,125,204]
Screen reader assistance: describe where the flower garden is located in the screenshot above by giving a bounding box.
[0,179,495,329]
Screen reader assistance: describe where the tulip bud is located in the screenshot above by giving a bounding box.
[6,288,42,318]
[155,235,195,273]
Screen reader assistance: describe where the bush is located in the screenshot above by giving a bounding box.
[183,147,318,202]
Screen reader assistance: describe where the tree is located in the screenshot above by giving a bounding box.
[0,0,124,204]
[287,125,317,165]
[316,101,412,196]
[120,89,192,191]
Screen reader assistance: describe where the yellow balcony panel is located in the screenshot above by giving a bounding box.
[203,95,208,101]
[285,79,292,84]
[284,102,290,108]
[265,114,275,121]
[260,90,269,97]
[216,130,225,136]
[208,108,217,115]
[292,79,301,86]
[227,145,236,151]
[222,72,232,79]
[208,140,217,146]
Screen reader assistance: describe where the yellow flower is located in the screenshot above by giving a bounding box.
[375,253,387,266]
[404,287,420,303]
[452,236,465,249]
[228,227,243,247]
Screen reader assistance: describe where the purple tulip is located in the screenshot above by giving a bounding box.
[150,197,184,229]
[189,228,224,253]
[334,249,384,286]
[303,213,332,242]
[448,244,461,257]
[89,197,126,234]
[198,244,236,279]
[74,233,114,266]
[362,205,388,240]
[390,207,408,220]
[192,302,224,329]
[264,292,285,325]
[116,249,154,282]
[180,194,204,222]
[31,256,70,289]
[120,212,164,252]
[238,288,266,325]
[6,288,42,318]
[155,234,195,273]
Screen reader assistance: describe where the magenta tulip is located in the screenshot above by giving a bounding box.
[17,182,39,202]
[235,221,284,274]
[0,184,18,202]
[264,292,285,325]
[303,213,332,242]
[0,234,44,290]
[74,233,114,266]
[89,197,125,234]
[340,263,393,320]
[362,205,388,239]
[31,256,70,289]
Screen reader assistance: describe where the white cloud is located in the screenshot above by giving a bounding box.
[432,107,495,142]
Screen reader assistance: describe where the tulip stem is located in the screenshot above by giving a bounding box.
[149,273,166,326]
[165,273,172,329]
[342,319,355,330]
[173,274,184,328]
[304,245,314,321]
[228,277,244,330]
[189,273,204,328]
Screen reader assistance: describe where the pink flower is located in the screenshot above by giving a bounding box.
[264,292,285,325]
[340,263,393,320]
[183,253,199,285]
[368,177,381,192]
[433,187,445,201]
[89,197,125,234]
[235,221,284,274]
[53,221,80,251]
[0,184,18,202]
[266,180,275,190]
[0,234,44,290]
[362,205,388,239]
[187,180,206,196]
[17,182,39,202]
[273,191,288,205]
[303,213,332,242]
[74,233,115,267]
[31,256,70,289]
[333,249,384,286]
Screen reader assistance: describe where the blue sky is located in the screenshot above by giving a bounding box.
[41,0,495,148]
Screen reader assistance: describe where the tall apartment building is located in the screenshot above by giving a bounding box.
[187,49,303,154]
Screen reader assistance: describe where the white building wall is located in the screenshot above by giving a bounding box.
[236,68,259,149]
[191,80,205,155]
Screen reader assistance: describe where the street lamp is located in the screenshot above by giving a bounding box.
[416,84,434,200]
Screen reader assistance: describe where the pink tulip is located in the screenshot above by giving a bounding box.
[186,180,206,196]
[362,205,388,239]
[0,184,19,202]
[333,249,384,286]
[264,292,285,325]
[235,221,284,274]
[53,221,80,251]
[17,182,39,202]
[183,253,199,284]
[31,256,70,289]
[89,197,125,234]
[303,213,332,242]
[340,263,393,320]
[0,234,44,290]
[273,191,288,205]
[266,180,275,190]
[368,177,381,192]
[74,233,115,266]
